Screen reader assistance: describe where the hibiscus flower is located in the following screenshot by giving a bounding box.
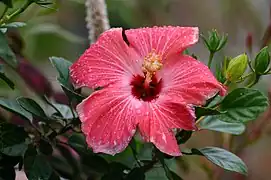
[70,26,226,156]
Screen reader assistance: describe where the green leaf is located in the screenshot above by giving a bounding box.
[53,103,77,119]
[38,140,53,155]
[49,56,72,88]
[50,156,73,179]
[0,0,12,8]
[34,0,53,6]
[191,147,247,175]
[24,146,53,180]
[68,133,109,174]
[0,153,22,167]
[1,22,26,29]
[206,94,223,108]
[0,65,15,89]
[176,130,192,144]
[145,167,167,180]
[195,106,224,118]
[0,99,33,120]
[17,97,47,120]
[0,31,17,68]
[199,116,245,135]
[55,143,80,177]
[102,162,129,180]
[68,133,87,153]
[61,85,85,102]
[0,123,28,156]
[81,152,109,174]
[0,166,15,180]
[218,88,268,123]
[0,98,32,121]
[125,168,145,180]
[50,56,84,102]
[170,171,183,180]
[1,142,28,157]
[254,46,270,74]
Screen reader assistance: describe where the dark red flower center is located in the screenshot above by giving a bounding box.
[130,75,162,101]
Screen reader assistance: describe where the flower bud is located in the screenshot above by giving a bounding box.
[226,54,248,81]
[254,46,270,74]
[208,30,220,51]
[201,29,228,53]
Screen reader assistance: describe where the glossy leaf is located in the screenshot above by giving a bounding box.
[125,168,145,180]
[254,46,270,74]
[102,162,129,180]
[50,156,73,179]
[0,64,14,89]
[17,97,47,120]
[53,103,77,119]
[145,167,168,180]
[191,147,247,175]
[0,123,28,156]
[170,171,183,180]
[68,133,87,153]
[195,106,224,118]
[39,140,53,155]
[0,98,32,121]
[217,88,268,123]
[55,143,80,177]
[50,56,84,102]
[81,152,109,174]
[0,31,17,68]
[199,116,245,135]
[24,146,53,180]
[68,133,109,174]
[176,130,192,144]
[1,142,28,157]
[50,56,72,88]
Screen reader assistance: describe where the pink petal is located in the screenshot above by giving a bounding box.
[76,86,142,155]
[138,97,196,156]
[70,28,143,89]
[160,55,226,105]
[125,26,198,60]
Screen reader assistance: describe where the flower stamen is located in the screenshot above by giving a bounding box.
[142,49,163,84]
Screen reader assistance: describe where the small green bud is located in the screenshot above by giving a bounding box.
[254,46,270,74]
[208,30,220,51]
[201,29,228,53]
[217,34,228,51]
[226,54,248,81]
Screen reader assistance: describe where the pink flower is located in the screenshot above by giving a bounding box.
[70,26,226,156]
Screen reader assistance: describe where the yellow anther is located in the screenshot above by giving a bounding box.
[142,50,163,82]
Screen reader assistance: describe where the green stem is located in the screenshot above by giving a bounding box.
[247,59,255,73]
[0,0,33,25]
[235,72,254,83]
[223,79,230,86]
[246,75,260,88]
[208,51,215,69]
